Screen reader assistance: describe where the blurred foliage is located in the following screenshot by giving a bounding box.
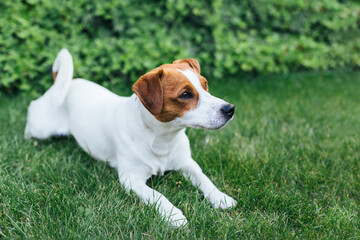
[0,0,359,94]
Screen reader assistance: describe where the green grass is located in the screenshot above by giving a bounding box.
[1,70,360,239]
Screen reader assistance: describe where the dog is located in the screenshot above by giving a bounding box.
[25,49,237,227]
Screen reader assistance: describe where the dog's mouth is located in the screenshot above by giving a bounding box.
[192,125,223,130]
[190,117,233,130]
[190,124,208,129]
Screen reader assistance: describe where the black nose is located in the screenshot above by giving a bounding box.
[221,104,235,119]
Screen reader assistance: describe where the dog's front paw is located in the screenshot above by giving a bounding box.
[207,190,237,209]
[167,208,188,227]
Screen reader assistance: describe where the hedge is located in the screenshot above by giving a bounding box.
[0,0,359,94]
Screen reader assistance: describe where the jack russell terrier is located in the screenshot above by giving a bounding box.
[25,49,237,227]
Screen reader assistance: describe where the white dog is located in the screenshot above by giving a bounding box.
[25,49,237,227]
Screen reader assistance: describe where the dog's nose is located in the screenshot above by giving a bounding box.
[221,104,235,119]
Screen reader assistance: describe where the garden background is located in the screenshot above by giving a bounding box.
[1,0,359,94]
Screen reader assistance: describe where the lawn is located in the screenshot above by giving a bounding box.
[1,70,360,239]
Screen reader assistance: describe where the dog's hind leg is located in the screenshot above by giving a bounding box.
[24,49,73,139]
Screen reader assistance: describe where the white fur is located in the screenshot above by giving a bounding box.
[25,49,237,227]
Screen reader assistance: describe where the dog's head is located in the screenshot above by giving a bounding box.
[132,59,234,129]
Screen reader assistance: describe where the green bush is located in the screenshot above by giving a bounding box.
[0,0,359,94]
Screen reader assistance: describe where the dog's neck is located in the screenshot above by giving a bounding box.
[132,94,185,156]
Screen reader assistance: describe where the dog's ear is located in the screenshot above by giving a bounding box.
[173,58,200,74]
[132,69,164,116]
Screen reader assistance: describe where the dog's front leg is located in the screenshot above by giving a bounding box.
[181,160,237,209]
[118,173,188,227]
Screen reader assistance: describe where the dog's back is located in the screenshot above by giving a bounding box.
[65,78,128,161]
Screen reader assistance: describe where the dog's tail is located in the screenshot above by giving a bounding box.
[24,49,73,139]
[49,49,74,106]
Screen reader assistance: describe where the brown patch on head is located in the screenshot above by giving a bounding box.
[162,59,208,92]
[155,69,199,122]
[133,58,208,122]
[172,59,200,74]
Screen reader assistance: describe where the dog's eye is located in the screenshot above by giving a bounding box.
[179,91,193,100]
